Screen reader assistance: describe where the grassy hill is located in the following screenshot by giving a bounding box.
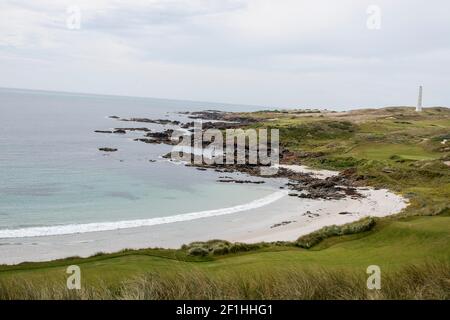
[0,107,449,299]
[250,107,450,217]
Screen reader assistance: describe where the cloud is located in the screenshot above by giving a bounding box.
[0,0,449,108]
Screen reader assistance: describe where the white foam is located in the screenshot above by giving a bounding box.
[0,190,287,239]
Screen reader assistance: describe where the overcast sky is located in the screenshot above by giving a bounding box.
[0,0,449,109]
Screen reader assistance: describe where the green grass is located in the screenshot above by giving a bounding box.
[296,217,376,249]
[1,263,448,300]
[0,215,449,299]
[1,107,449,299]
[347,143,440,161]
[269,108,450,221]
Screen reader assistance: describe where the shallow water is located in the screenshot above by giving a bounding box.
[0,88,279,236]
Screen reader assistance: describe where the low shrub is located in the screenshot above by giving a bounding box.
[184,240,269,256]
[187,247,209,256]
[211,245,229,255]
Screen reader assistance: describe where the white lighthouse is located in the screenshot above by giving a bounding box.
[416,86,423,112]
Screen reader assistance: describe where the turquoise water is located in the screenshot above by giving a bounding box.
[0,88,278,234]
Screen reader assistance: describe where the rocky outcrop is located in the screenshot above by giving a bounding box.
[184,110,226,120]
[287,175,360,200]
[120,118,181,125]
[96,110,363,201]
[187,110,258,122]
[115,127,150,132]
[134,138,156,144]
[132,129,179,145]
[179,111,258,129]
[182,161,361,200]
[95,128,149,134]
[216,179,265,184]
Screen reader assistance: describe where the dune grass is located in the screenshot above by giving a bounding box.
[295,217,376,249]
[0,262,448,300]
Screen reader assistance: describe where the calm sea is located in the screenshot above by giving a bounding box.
[0,88,279,237]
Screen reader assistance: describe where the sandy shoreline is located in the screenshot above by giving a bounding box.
[0,165,408,265]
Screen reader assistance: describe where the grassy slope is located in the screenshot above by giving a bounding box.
[256,107,450,216]
[1,215,449,287]
[0,107,449,298]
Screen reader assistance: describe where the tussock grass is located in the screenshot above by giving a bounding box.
[182,240,272,257]
[0,263,448,300]
[296,217,376,249]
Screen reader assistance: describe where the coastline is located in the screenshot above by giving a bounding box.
[0,165,408,265]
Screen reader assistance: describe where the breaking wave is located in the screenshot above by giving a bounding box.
[0,190,287,239]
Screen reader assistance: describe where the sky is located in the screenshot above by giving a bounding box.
[0,0,449,109]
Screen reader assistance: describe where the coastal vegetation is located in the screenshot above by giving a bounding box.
[295,217,376,249]
[0,106,449,299]
[249,107,450,218]
[0,215,448,299]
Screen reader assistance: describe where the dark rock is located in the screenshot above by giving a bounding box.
[141,130,177,145]
[121,118,180,125]
[303,211,320,218]
[96,127,150,134]
[182,110,258,126]
[116,127,150,132]
[134,138,156,144]
[95,130,113,133]
[217,179,265,184]
[181,122,194,129]
[186,111,226,120]
[270,221,295,228]
[98,147,118,152]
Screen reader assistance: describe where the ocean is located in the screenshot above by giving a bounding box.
[0,88,281,238]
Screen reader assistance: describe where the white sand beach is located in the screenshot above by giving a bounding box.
[0,165,408,265]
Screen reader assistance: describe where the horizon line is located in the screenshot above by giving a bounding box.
[0,86,447,111]
[0,86,264,110]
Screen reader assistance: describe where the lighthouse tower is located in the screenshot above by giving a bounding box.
[416,86,423,112]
